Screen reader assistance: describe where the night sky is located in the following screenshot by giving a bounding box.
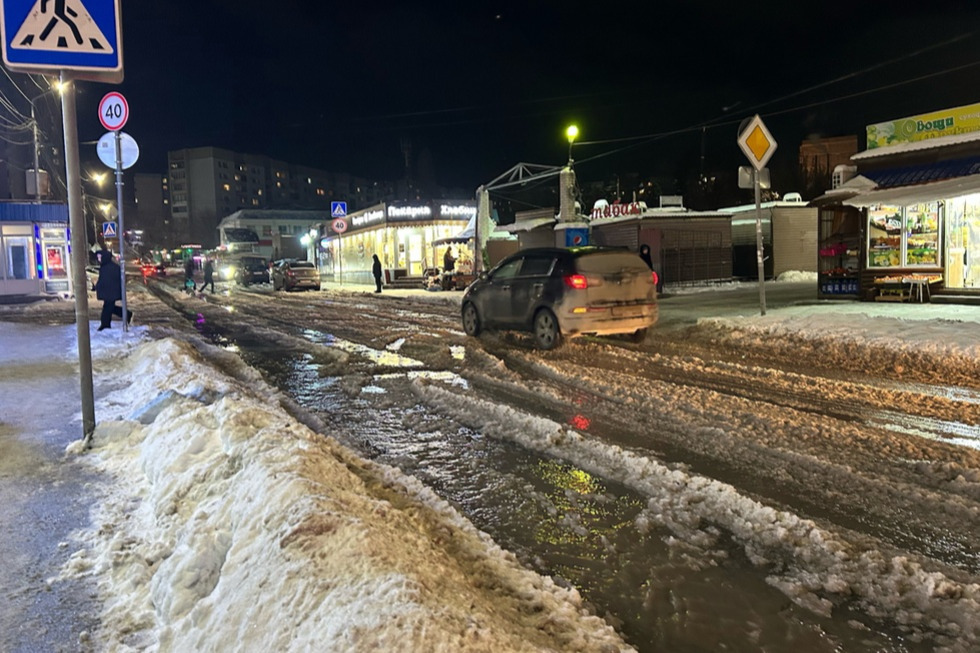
[69,1,980,194]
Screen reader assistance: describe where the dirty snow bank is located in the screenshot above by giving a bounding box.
[412,380,980,652]
[62,336,630,652]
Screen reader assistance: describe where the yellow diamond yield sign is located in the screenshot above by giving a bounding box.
[737,114,778,170]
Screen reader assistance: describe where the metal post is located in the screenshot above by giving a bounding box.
[60,72,96,441]
[338,235,343,285]
[31,104,41,205]
[753,168,767,316]
[114,131,128,332]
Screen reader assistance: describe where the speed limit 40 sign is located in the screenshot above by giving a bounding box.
[99,92,129,131]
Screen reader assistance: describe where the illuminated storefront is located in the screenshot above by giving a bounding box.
[317,201,475,284]
[820,101,980,299]
[0,202,72,299]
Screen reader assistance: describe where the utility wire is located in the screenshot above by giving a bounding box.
[571,57,980,169]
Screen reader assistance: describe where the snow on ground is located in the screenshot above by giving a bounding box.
[59,331,630,652]
[411,380,980,651]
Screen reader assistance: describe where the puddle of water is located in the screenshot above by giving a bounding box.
[376,370,468,389]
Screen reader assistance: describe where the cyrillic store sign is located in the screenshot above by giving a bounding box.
[866,101,980,150]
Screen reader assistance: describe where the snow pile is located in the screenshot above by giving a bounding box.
[700,311,980,384]
[774,270,818,283]
[62,337,631,652]
[412,380,980,651]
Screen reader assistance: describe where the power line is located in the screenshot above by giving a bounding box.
[571,57,980,169]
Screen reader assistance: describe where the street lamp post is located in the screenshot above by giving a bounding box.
[559,125,580,224]
[28,80,65,204]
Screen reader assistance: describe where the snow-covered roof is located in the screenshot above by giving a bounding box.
[219,209,332,225]
[590,209,728,227]
[844,171,980,207]
[718,200,813,214]
[496,216,556,233]
[851,131,980,161]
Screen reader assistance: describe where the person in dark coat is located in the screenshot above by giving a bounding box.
[372,254,383,293]
[94,250,132,331]
[442,247,456,290]
[203,258,215,294]
[184,258,197,293]
[638,244,653,270]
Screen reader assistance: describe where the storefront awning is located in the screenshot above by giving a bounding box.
[432,215,476,245]
[863,156,980,189]
[844,173,980,208]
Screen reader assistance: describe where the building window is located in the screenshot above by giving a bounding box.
[223,184,231,192]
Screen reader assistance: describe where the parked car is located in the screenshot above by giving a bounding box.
[460,247,658,349]
[235,256,270,286]
[272,260,320,291]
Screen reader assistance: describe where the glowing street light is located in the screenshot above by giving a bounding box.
[565,124,579,164]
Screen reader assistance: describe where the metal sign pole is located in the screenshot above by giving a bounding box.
[60,72,96,440]
[338,235,343,285]
[753,168,767,316]
[114,131,128,331]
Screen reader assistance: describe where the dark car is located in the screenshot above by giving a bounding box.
[140,261,166,278]
[235,256,270,286]
[460,247,658,349]
[272,260,320,291]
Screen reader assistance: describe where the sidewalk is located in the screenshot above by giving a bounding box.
[0,322,100,652]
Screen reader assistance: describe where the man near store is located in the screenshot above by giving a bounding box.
[443,247,456,290]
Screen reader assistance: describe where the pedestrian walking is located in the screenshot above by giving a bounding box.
[203,258,215,294]
[94,250,132,331]
[372,254,383,293]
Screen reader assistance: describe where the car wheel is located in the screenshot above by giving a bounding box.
[533,308,561,350]
[461,302,482,336]
[630,327,648,343]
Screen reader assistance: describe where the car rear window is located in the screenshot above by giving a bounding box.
[293,261,314,268]
[519,256,556,276]
[575,252,648,274]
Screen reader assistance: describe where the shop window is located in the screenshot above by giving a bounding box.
[868,205,902,267]
[6,238,31,279]
[868,203,941,268]
[45,245,67,278]
[906,203,939,265]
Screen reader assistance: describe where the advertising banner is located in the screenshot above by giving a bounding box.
[866,102,980,150]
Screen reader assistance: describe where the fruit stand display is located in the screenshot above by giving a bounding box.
[873,273,943,302]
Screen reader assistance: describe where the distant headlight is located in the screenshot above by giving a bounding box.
[220,265,236,279]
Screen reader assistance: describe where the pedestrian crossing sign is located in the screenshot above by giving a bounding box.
[102,221,116,238]
[331,201,347,218]
[0,0,123,82]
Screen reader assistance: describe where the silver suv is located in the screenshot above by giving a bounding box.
[461,247,658,349]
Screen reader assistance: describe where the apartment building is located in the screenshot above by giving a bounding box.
[167,147,388,247]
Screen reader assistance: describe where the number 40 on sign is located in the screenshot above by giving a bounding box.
[99,92,128,131]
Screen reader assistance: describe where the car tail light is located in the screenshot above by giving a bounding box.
[651,271,659,287]
[564,274,588,290]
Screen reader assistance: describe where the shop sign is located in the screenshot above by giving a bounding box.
[387,204,432,221]
[437,203,476,221]
[590,201,643,220]
[866,101,980,150]
[350,209,385,230]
